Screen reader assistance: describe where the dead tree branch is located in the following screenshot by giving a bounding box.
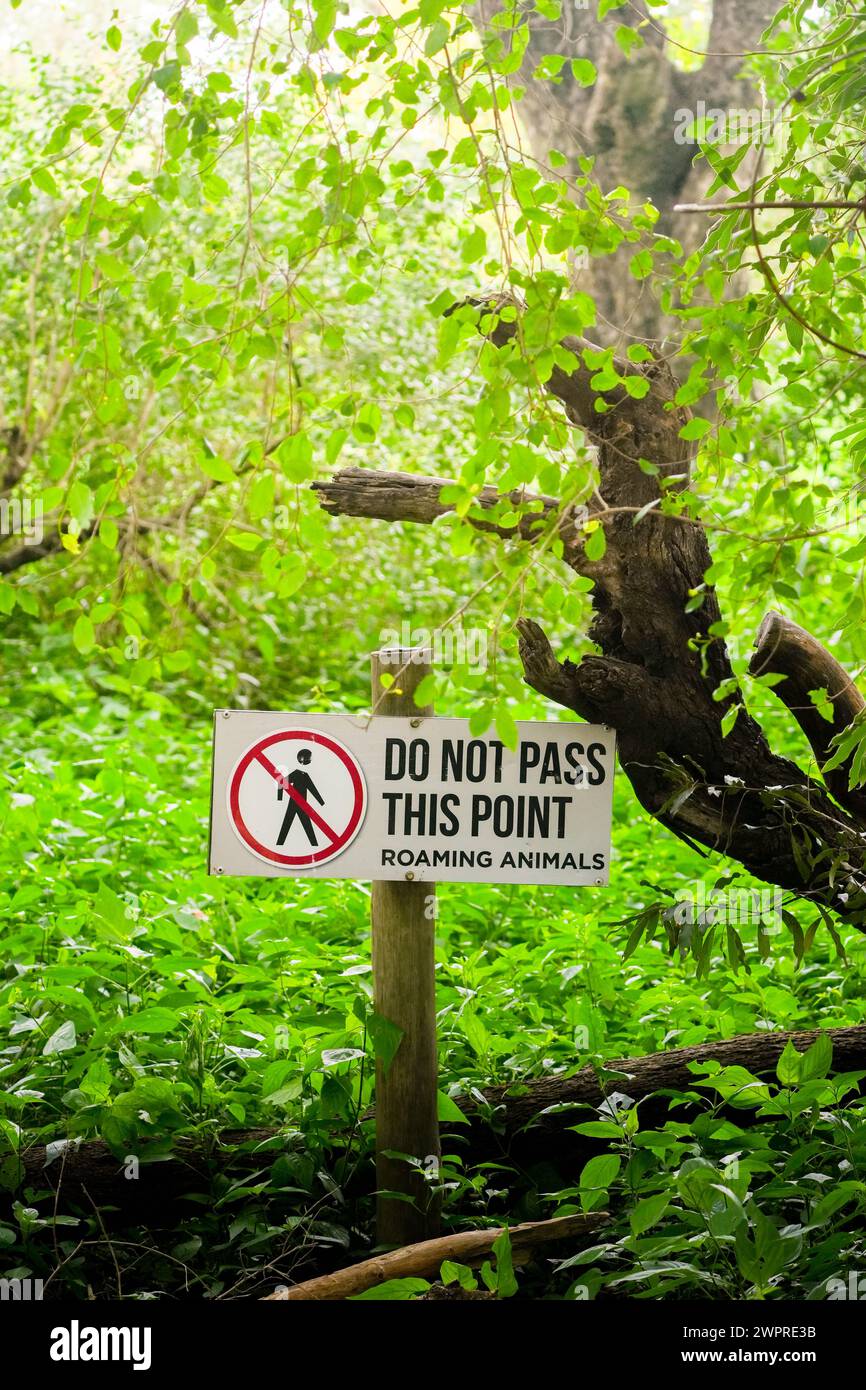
[262,1213,609,1299]
[750,610,866,819]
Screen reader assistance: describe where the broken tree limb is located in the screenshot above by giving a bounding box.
[313,465,581,551]
[262,1213,609,1300]
[749,609,866,819]
[13,1026,866,1211]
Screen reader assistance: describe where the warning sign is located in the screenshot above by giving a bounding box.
[227,729,366,867]
[210,712,615,885]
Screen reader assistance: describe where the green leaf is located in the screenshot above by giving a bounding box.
[172,1236,202,1261]
[570,58,597,86]
[367,1012,404,1074]
[623,374,650,398]
[629,250,653,280]
[92,882,132,941]
[275,434,314,482]
[226,531,263,552]
[96,252,132,283]
[494,705,518,750]
[350,1278,430,1300]
[43,1021,76,1055]
[800,1032,832,1082]
[579,1154,620,1211]
[776,1039,802,1087]
[808,688,835,724]
[424,19,449,55]
[615,23,643,56]
[810,1181,864,1225]
[112,1009,181,1036]
[440,1260,477,1290]
[199,455,236,484]
[809,259,834,294]
[491,1228,518,1298]
[584,524,606,561]
[629,1192,670,1237]
[437,1090,469,1125]
[32,167,59,197]
[678,417,713,441]
[153,62,181,92]
[67,481,94,528]
[676,1157,720,1212]
[459,1010,489,1058]
[80,1058,113,1103]
[247,472,275,522]
[175,11,199,44]
[73,615,95,655]
[99,518,119,550]
[311,0,337,46]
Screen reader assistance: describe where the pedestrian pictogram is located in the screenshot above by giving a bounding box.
[227,729,367,867]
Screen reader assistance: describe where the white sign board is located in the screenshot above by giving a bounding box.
[209,711,615,885]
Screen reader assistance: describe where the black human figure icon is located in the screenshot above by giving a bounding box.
[276,749,325,847]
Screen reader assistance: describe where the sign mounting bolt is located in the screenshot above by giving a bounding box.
[405,871,415,880]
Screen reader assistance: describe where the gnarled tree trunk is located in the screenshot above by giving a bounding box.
[313,296,866,931]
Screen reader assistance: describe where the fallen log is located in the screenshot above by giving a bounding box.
[262,1213,609,1300]
[475,1024,866,1164]
[11,1025,866,1214]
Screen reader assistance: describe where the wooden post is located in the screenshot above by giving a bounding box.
[370,647,440,1247]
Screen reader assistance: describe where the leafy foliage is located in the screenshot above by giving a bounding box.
[1,0,866,1300]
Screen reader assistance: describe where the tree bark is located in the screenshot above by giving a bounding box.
[477,1025,866,1158]
[749,610,866,820]
[472,0,782,347]
[315,466,578,547]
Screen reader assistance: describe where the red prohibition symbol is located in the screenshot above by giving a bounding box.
[227,729,367,867]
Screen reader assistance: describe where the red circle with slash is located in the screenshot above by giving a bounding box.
[227,729,367,866]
